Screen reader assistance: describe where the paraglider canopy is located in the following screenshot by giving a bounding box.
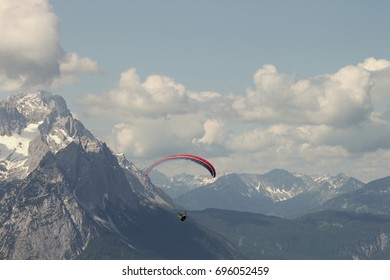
[145,154,216,178]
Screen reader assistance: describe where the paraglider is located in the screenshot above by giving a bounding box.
[145,154,216,178]
[145,154,216,223]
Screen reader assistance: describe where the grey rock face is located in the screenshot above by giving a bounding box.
[0,91,146,259]
[0,156,94,259]
[0,91,113,259]
[0,105,27,136]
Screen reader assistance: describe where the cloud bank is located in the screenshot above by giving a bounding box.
[0,0,99,91]
[2,1,389,181]
[78,57,390,181]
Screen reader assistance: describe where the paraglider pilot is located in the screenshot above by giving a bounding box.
[178,212,187,222]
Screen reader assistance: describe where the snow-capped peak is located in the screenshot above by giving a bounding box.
[11,91,50,116]
[0,91,90,181]
[2,91,69,124]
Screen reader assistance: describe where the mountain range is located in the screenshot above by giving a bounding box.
[1,91,390,260]
[320,175,390,215]
[154,169,365,217]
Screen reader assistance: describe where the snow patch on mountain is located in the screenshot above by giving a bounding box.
[264,186,295,201]
[0,122,43,180]
[0,122,41,157]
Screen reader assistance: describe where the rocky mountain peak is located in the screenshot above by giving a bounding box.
[0,91,93,181]
[1,90,70,126]
[1,92,219,260]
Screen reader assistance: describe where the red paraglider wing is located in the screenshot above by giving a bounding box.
[145,154,216,178]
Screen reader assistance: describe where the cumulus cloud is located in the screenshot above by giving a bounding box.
[108,115,204,158]
[233,61,376,127]
[51,53,99,87]
[0,0,99,91]
[226,128,273,153]
[79,58,390,181]
[79,68,189,118]
[192,119,225,145]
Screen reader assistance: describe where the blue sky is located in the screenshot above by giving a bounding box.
[52,0,390,95]
[1,0,390,181]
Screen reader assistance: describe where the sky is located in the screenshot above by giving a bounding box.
[1,0,390,182]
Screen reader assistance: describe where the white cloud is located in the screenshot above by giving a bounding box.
[233,61,376,127]
[107,115,204,158]
[359,57,390,72]
[0,0,99,91]
[353,149,390,179]
[59,53,99,75]
[192,119,225,145]
[79,68,189,118]
[80,58,390,182]
[226,128,273,153]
